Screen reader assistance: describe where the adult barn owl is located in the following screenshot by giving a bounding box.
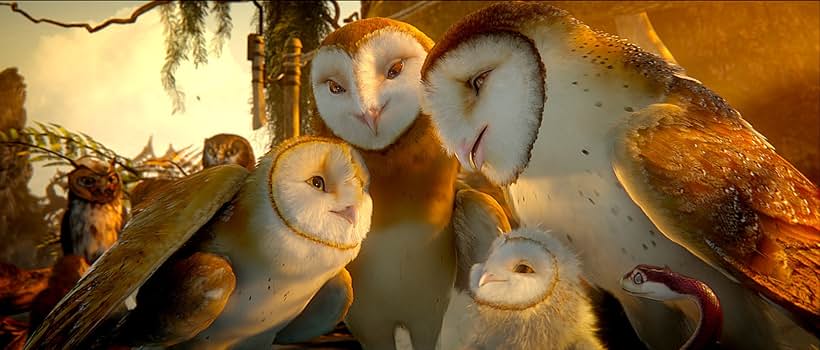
[421,2,819,348]
[310,18,459,349]
[25,136,373,350]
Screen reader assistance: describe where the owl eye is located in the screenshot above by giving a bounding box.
[513,263,535,274]
[632,271,645,285]
[226,149,235,157]
[308,176,326,192]
[470,70,492,95]
[327,80,346,95]
[108,175,118,184]
[386,60,404,79]
[78,176,95,187]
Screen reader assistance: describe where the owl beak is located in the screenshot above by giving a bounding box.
[478,272,506,287]
[331,205,358,225]
[456,125,488,172]
[362,107,381,136]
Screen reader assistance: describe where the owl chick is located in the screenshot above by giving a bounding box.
[421,2,819,347]
[26,136,373,350]
[202,133,255,170]
[61,157,125,264]
[466,228,604,350]
[310,18,459,349]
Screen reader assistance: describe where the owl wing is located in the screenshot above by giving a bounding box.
[25,165,249,349]
[273,268,354,344]
[611,99,820,332]
[452,189,512,291]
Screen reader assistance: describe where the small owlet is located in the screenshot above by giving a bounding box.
[61,157,126,264]
[202,133,255,171]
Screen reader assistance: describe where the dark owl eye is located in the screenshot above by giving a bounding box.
[470,70,491,95]
[386,60,404,79]
[327,80,346,95]
[513,264,535,274]
[308,176,326,192]
[226,149,235,157]
[78,176,95,187]
[108,175,118,184]
[632,271,645,284]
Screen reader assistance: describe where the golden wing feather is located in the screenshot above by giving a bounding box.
[612,99,820,333]
[25,165,249,349]
[452,189,512,291]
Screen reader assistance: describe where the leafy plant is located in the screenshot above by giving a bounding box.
[0,122,200,189]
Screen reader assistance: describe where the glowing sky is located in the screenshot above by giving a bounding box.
[0,1,357,196]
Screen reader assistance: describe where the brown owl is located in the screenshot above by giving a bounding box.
[61,157,126,264]
[202,133,255,170]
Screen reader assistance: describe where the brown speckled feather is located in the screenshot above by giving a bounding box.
[24,165,248,349]
[613,99,820,332]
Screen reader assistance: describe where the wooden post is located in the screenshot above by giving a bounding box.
[247,33,266,130]
[281,37,302,139]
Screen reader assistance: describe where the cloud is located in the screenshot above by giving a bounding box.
[23,5,264,196]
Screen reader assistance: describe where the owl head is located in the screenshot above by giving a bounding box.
[67,157,122,204]
[266,137,373,249]
[421,3,565,185]
[203,133,256,170]
[311,18,434,150]
[469,228,581,310]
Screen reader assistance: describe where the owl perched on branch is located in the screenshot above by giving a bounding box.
[60,157,126,265]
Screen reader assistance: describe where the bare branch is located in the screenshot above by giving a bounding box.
[0,1,171,33]
[322,0,341,29]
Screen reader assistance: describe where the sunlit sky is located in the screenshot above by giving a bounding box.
[0,1,358,196]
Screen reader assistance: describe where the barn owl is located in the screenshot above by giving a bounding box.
[420,2,819,348]
[61,157,125,264]
[446,190,646,350]
[310,18,459,349]
[25,136,373,350]
[202,133,256,170]
[466,228,605,350]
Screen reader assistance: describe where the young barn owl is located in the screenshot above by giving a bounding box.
[310,18,459,349]
[61,157,125,265]
[26,136,373,350]
[420,2,818,348]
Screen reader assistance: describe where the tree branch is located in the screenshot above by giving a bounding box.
[322,0,340,29]
[0,0,171,33]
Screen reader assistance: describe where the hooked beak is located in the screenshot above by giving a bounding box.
[478,272,507,287]
[359,102,387,136]
[331,205,358,225]
[456,125,488,172]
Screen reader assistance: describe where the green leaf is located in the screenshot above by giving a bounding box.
[9,128,18,140]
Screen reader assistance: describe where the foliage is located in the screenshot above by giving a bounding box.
[159,0,233,114]
[0,122,200,189]
[158,0,339,148]
[258,1,335,147]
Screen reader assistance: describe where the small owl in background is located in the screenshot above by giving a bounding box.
[202,133,255,170]
[61,157,126,264]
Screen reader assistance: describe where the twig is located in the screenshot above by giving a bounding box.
[323,0,341,29]
[0,0,171,33]
[0,140,78,168]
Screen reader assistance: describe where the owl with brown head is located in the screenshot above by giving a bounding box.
[61,157,125,264]
[202,133,255,171]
